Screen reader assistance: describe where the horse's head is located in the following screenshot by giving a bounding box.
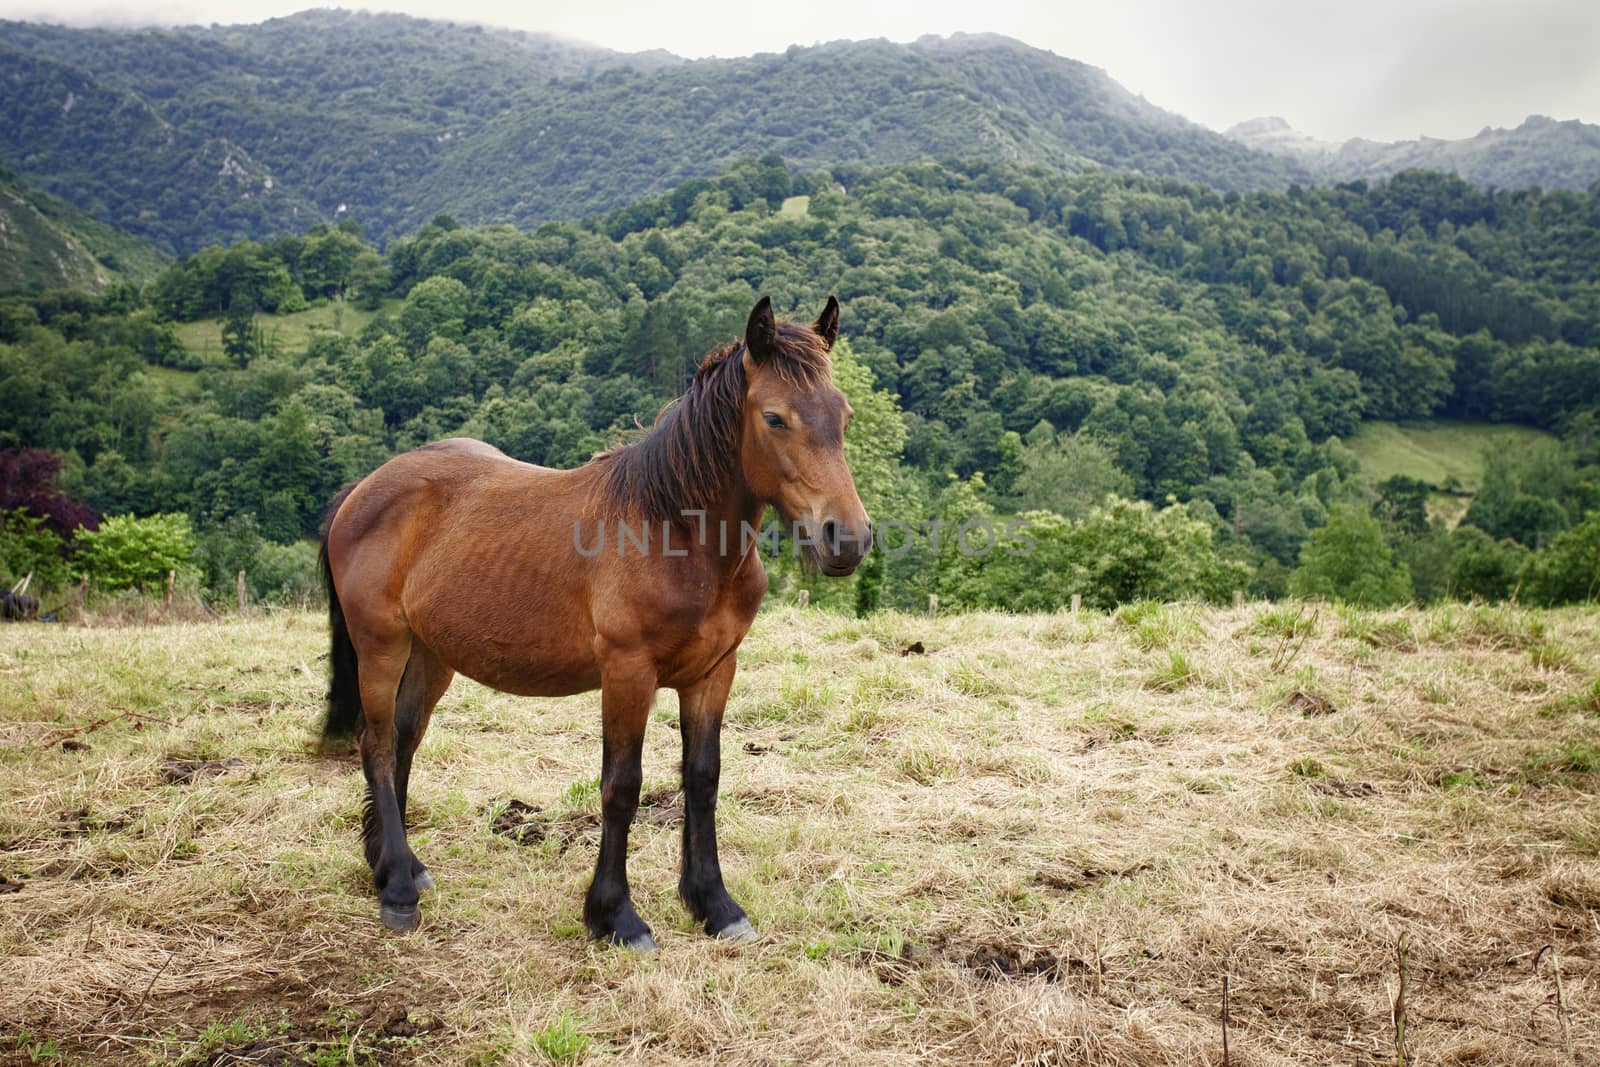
[739,296,872,576]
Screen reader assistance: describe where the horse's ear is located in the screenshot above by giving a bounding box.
[814,295,840,351]
[745,296,777,362]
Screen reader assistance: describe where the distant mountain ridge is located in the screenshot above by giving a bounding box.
[0,11,1303,252]
[1227,114,1600,191]
[2,10,1594,258]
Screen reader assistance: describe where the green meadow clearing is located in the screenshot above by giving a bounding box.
[2,603,1597,1065]
[1346,420,1557,526]
[170,300,392,365]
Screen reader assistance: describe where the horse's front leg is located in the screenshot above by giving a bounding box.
[677,654,756,941]
[583,653,658,952]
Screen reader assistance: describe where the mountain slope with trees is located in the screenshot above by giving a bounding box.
[0,166,168,292]
[0,12,1303,252]
[3,159,1596,610]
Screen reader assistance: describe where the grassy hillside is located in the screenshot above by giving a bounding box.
[3,604,1596,1063]
[0,168,168,292]
[1348,420,1557,488]
[1348,420,1558,524]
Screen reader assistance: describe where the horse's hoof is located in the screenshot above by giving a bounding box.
[713,917,759,943]
[414,869,436,892]
[380,904,421,933]
[620,931,659,954]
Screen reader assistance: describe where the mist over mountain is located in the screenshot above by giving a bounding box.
[1227,115,1600,192]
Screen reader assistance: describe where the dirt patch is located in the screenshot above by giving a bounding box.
[1287,689,1337,716]
[488,798,595,850]
[160,757,246,785]
[964,941,1092,983]
[58,806,135,835]
[489,788,680,849]
[900,641,926,656]
[635,786,682,827]
[1313,779,1377,798]
[862,933,1099,988]
[1033,864,1152,893]
[0,873,22,894]
[182,1002,443,1067]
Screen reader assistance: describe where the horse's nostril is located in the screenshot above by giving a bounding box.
[821,520,839,550]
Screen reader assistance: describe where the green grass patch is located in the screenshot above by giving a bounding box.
[1116,601,1201,651]
[172,298,393,362]
[1346,420,1554,496]
[1288,757,1328,778]
[529,1011,591,1064]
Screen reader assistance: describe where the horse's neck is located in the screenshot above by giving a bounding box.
[700,480,768,572]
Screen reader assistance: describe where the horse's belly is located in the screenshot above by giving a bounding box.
[457,657,602,698]
[409,597,602,698]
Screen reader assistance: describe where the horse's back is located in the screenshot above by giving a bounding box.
[327,438,606,694]
[415,437,516,463]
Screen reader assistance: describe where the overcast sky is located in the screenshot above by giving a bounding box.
[3,0,1596,142]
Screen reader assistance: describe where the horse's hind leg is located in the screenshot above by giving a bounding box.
[352,629,427,932]
[393,643,454,891]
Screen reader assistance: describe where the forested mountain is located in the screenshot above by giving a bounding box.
[0,166,168,292]
[1228,115,1600,192]
[1,11,1303,253]
[4,159,1597,608]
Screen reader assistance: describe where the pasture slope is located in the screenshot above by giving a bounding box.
[1346,420,1556,523]
[2,603,1597,1065]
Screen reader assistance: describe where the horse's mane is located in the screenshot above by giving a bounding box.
[596,320,832,523]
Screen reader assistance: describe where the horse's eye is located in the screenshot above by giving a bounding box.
[763,412,787,430]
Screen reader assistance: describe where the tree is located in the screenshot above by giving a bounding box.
[1374,475,1431,538]
[1520,511,1600,605]
[1446,526,1526,602]
[1290,506,1413,606]
[0,509,69,590]
[398,275,469,352]
[0,448,100,536]
[349,250,391,310]
[1011,427,1133,520]
[221,291,258,368]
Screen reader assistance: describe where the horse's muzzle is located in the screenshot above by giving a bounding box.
[813,518,873,576]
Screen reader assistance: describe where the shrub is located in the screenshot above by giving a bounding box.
[1290,505,1413,606]
[1520,511,1600,605]
[251,541,321,605]
[74,513,196,592]
[0,508,70,590]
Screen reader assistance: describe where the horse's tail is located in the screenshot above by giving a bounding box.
[320,482,363,746]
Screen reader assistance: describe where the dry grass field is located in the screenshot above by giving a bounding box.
[2,602,1597,1066]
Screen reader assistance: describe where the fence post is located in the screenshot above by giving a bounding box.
[796,589,810,608]
[928,593,939,616]
[236,570,248,613]
[1232,589,1244,607]
[164,570,176,610]
[1070,593,1082,614]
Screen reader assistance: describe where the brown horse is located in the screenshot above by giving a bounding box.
[319,297,871,947]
